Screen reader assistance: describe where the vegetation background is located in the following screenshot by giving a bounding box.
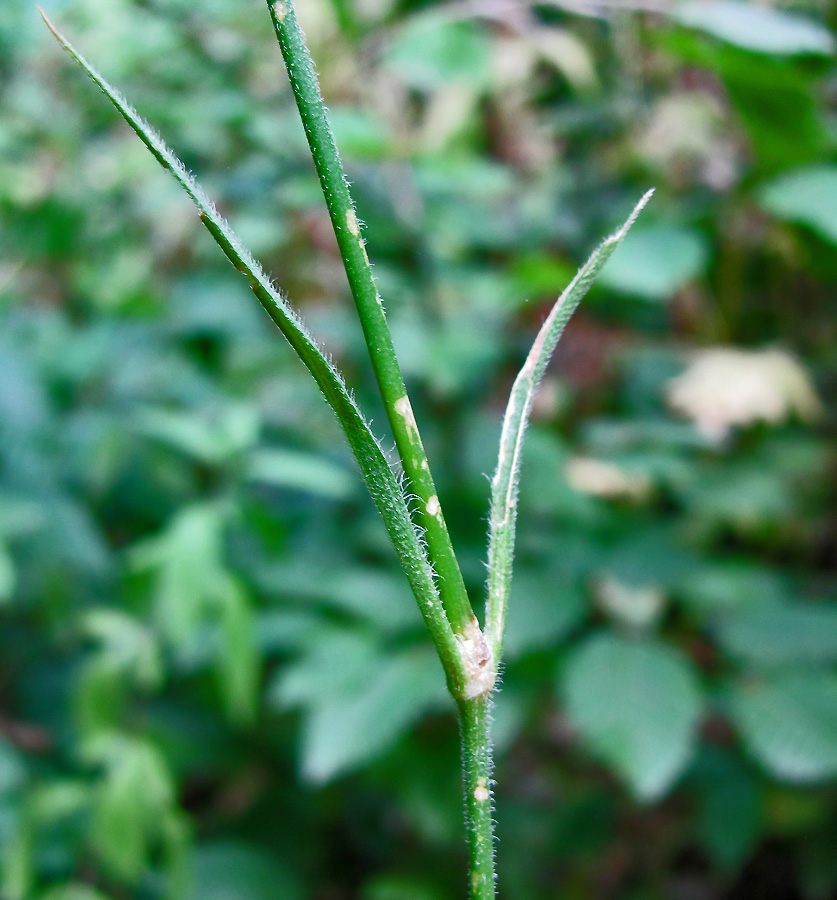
[2,0,837,897]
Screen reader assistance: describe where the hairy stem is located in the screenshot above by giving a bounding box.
[458,696,496,900]
[265,0,474,635]
[38,8,471,699]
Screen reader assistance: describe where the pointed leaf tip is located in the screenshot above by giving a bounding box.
[40,16,468,692]
[38,7,63,42]
[613,188,655,241]
[484,190,652,659]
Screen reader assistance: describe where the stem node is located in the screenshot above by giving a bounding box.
[456,618,496,701]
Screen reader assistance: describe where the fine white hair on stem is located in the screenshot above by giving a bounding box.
[39,7,471,696]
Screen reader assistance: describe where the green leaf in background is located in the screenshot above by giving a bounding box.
[678,563,791,615]
[189,841,301,900]
[383,13,492,91]
[328,108,391,159]
[254,564,420,635]
[1,814,32,900]
[364,873,445,900]
[0,739,25,796]
[706,48,827,171]
[502,572,585,661]
[300,650,448,783]
[130,507,260,722]
[678,464,795,534]
[759,166,837,245]
[216,576,261,726]
[74,657,129,737]
[563,633,702,800]
[729,672,837,781]
[600,527,700,595]
[0,540,15,602]
[272,631,449,782]
[28,781,90,827]
[692,748,763,870]
[82,609,162,690]
[0,497,42,540]
[38,885,114,900]
[130,503,226,649]
[271,630,380,708]
[134,405,260,466]
[674,2,835,56]
[716,604,837,667]
[84,735,177,881]
[246,448,356,500]
[597,225,708,300]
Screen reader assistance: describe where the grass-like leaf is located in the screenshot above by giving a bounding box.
[40,10,467,695]
[485,190,653,660]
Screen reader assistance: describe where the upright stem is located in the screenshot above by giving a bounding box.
[266,0,474,634]
[458,696,496,900]
[265,5,499,893]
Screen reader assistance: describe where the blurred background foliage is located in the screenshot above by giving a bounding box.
[1,0,837,897]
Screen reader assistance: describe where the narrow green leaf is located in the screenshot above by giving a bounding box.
[485,191,652,658]
[216,577,261,727]
[42,12,466,695]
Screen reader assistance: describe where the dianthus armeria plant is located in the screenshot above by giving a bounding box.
[42,3,651,896]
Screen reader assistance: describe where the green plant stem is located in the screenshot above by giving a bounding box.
[458,696,496,900]
[38,8,471,700]
[266,0,474,635]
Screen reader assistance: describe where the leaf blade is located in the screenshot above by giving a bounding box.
[674,1,835,57]
[728,671,837,781]
[485,191,652,658]
[41,12,466,695]
[562,633,702,801]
